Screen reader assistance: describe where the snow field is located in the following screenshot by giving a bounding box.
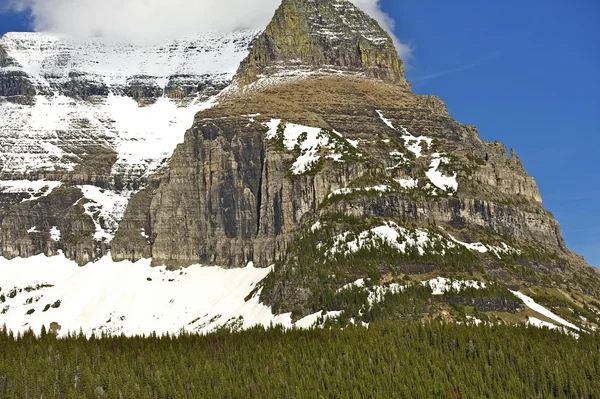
[0,253,343,337]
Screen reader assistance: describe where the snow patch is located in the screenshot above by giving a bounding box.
[294,310,343,329]
[426,153,458,193]
[346,139,359,148]
[264,120,359,174]
[401,127,432,159]
[376,110,395,130]
[339,278,367,292]
[395,178,418,189]
[264,120,326,174]
[339,277,486,307]
[105,94,218,177]
[527,317,580,338]
[465,315,484,326]
[310,221,322,232]
[49,226,61,241]
[446,232,521,259]
[327,222,447,257]
[527,317,559,330]
[327,185,389,199]
[286,123,327,175]
[424,277,486,295]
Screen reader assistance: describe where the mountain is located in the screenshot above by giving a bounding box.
[0,0,599,336]
[0,30,258,263]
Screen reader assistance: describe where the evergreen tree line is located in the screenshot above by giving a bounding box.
[0,321,598,398]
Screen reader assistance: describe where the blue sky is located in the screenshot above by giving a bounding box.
[0,1,598,267]
[385,0,599,267]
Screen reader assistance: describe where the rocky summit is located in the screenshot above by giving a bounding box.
[0,0,599,336]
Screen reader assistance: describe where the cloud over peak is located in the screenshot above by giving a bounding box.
[2,0,411,60]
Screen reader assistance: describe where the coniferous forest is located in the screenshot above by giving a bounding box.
[0,322,598,398]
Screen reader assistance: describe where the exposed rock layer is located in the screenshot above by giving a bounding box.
[113,77,564,267]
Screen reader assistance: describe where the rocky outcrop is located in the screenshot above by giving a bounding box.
[0,44,36,102]
[113,53,567,267]
[237,0,407,86]
[0,30,262,265]
[59,71,110,100]
[106,1,600,322]
[0,186,104,265]
[0,70,36,99]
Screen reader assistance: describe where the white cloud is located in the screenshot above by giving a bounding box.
[2,0,411,59]
[350,0,412,61]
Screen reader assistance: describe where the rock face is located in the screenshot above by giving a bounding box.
[0,31,258,181]
[0,45,36,102]
[1,0,599,319]
[237,0,406,85]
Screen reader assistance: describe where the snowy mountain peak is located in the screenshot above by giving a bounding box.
[0,30,260,184]
[1,31,259,92]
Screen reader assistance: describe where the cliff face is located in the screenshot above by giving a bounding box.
[108,0,600,318]
[113,76,564,266]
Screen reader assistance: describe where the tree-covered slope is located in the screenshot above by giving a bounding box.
[0,322,598,398]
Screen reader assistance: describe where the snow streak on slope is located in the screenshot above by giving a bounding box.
[0,254,307,337]
[376,110,394,129]
[510,290,580,331]
[527,317,560,330]
[339,277,487,307]
[446,232,521,259]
